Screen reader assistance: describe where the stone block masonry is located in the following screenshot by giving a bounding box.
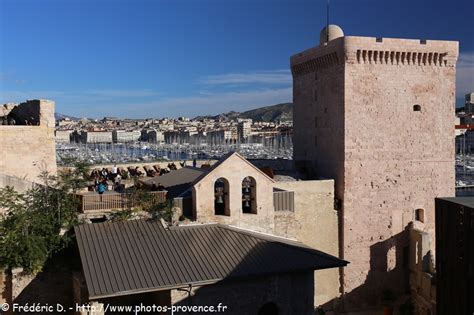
[0,100,57,184]
[291,34,458,310]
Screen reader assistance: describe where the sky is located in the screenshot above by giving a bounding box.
[0,0,473,118]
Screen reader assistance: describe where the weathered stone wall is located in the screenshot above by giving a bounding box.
[0,100,57,183]
[273,180,339,308]
[0,173,35,193]
[408,225,436,315]
[171,272,314,315]
[342,37,457,308]
[192,154,275,234]
[291,38,346,192]
[292,35,458,310]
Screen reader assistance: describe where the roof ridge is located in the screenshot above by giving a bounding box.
[190,151,275,187]
[218,224,349,263]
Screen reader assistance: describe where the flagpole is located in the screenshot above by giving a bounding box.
[326,0,330,42]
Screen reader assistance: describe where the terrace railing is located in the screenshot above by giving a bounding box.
[75,191,167,213]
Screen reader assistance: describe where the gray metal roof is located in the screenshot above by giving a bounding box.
[140,167,207,198]
[75,220,347,300]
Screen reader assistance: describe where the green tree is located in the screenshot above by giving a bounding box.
[0,161,90,273]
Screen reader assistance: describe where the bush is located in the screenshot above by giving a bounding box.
[0,161,90,273]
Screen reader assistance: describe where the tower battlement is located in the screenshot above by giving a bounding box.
[291,36,458,77]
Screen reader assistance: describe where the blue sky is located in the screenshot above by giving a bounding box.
[0,0,473,118]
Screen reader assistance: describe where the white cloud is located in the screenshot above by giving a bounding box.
[0,86,292,118]
[116,87,293,118]
[199,70,292,85]
[457,52,474,97]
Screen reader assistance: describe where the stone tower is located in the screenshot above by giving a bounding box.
[291,26,458,309]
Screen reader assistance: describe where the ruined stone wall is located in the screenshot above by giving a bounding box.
[171,272,314,315]
[192,154,275,234]
[273,180,339,308]
[0,100,57,183]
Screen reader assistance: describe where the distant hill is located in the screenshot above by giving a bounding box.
[55,113,79,121]
[195,103,293,122]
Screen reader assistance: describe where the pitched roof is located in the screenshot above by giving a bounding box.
[139,167,207,198]
[191,151,275,186]
[75,220,347,300]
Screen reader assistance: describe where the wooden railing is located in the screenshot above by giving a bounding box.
[75,191,167,213]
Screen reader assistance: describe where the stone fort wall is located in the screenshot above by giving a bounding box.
[341,37,457,308]
[0,100,57,184]
[291,36,458,310]
[274,180,340,307]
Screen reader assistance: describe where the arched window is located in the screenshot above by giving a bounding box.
[242,176,257,214]
[258,302,278,315]
[415,208,425,223]
[214,178,230,216]
[413,104,422,112]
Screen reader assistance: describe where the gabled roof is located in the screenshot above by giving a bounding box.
[139,167,207,198]
[75,220,347,300]
[191,151,275,186]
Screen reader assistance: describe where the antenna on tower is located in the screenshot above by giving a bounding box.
[326,0,330,42]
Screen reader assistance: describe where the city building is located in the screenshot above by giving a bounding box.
[206,129,236,145]
[112,130,141,143]
[291,25,458,309]
[141,128,165,144]
[237,119,252,141]
[80,130,113,143]
[465,92,474,114]
[55,130,73,142]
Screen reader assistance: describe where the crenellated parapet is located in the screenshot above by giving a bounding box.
[343,36,458,67]
[290,36,458,78]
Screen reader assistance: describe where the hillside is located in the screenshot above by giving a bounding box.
[195,102,293,122]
